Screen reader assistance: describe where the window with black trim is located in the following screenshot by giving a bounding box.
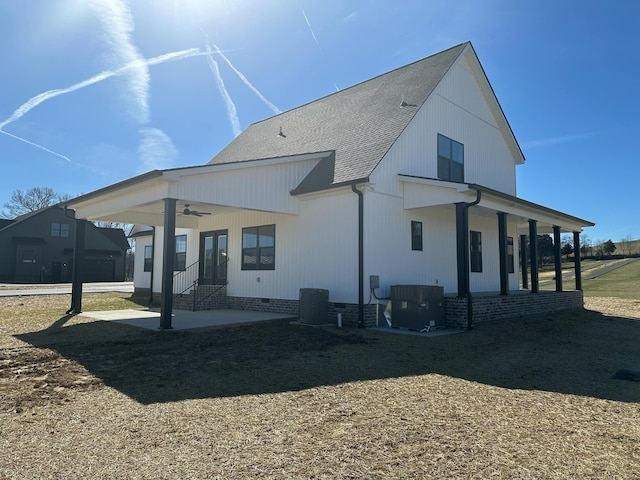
[143,245,153,272]
[507,236,515,273]
[411,221,423,251]
[242,224,275,270]
[470,230,482,272]
[50,222,70,238]
[175,235,187,271]
[437,134,464,182]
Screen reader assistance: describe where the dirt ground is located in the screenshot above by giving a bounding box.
[1,293,639,479]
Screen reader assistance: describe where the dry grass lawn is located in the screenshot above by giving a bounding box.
[1,292,639,479]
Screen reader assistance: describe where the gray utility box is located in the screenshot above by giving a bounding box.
[298,288,329,325]
[390,285,445,330]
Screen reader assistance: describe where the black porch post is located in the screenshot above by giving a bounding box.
[67,219,87,314]
[528,220,539,293]
[573,231,582,290]
[553,225,563,292]
[160,198,177,330]
[456,203,470,297]
[520,234,528,290]
[497,212,509,295]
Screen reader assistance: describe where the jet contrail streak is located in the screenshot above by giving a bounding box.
[302,9,320,46]
[0,129,71,162]
[0,48,203,130]
[205,42,241,137]
[212,44,281,114]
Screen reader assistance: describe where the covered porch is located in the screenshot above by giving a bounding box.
[63,153,329,329]
[400,175,595,328]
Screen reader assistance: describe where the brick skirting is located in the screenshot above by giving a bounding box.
[145,286,584,330]
[444,290,584,329]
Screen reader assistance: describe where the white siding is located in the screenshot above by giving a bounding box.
[370,54,517,197]
[149,189,360,303]
[169,159,319,215]
[364,190,458,296]
[132,235,152,290]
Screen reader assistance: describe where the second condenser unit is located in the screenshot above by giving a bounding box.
[390,285,445,330]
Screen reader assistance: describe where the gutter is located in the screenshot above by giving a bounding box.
[351,183,364,328]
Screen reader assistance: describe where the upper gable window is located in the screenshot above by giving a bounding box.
[437,134,464,183]
[51,223,70,238]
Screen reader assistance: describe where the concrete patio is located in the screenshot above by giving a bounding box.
[78,308,297,331]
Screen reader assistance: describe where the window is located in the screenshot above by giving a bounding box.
[470,230,482,272]
[411,221,423,251]
[507,237,515,274]
[242,224,275,270]
[50,223,70,237]
[175,235,187,271]
[437,134,464,182]
[143,245,153,272]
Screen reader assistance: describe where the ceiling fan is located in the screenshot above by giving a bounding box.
[180,204,211,217]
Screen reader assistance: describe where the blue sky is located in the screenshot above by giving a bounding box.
[1,0,638,243]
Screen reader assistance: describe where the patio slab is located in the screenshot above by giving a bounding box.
[78,308,297,331]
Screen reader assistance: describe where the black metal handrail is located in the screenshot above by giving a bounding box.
[173,260,200,297]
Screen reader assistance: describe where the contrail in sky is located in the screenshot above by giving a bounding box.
[0,129,71,163]
[205,42,241,137]
[0,48,202,131]
[90,0,150,124]
[212,44,281,114]
[302,9,320,47]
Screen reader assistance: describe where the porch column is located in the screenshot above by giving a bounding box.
[528,219,539,293]
[497,212,509,295]
[455,202,470,297]
[67,219,87,314]
[160,198,177,330]
[520,234,528,289]
[573,231,582,290]
[553,225,563,292]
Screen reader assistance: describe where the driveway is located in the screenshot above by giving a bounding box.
[0,282,134,297]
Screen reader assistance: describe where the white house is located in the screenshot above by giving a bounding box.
[64,42,594,329]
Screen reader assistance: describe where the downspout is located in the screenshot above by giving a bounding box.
[351,183,364,328]
[465,190,482,330]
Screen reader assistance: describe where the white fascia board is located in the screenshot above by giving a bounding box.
[400,175,475,208]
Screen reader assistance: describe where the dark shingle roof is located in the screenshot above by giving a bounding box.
[96,227,131,250]
[208,43,468,190]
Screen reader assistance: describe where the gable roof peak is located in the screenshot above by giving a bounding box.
[208,42,474,191]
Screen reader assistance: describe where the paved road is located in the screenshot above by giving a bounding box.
[0,282,134,297]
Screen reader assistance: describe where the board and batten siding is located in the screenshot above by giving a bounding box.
[132,234,152,290]
[148,188,360,303]
[364,190,459,296]
[169,159,320,215]
[369,53,518,198]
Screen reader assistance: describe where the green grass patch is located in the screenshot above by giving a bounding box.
[583,259,640,299]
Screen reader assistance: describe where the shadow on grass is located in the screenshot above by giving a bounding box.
[15,308,640,405]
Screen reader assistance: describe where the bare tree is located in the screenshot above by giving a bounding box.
[1,187,70,218]
[619,235,634,257]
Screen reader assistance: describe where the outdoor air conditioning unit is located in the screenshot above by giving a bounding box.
[298,288,329,325]
[390,285,445,330]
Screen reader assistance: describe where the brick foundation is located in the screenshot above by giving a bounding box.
[157,286,584,329]
[444,290,584,328]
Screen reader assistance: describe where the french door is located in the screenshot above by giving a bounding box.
[199,230,228,285]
